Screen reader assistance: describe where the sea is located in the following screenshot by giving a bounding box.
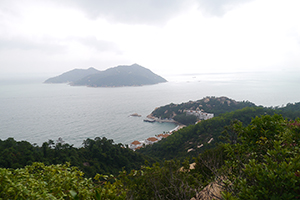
[0,71,299,147]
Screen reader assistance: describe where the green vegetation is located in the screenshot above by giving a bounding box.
[2,97,300,199]
[0,162,95,199]
[0,162,127,199]
[220,115,300,199]
[173,113,198,125]
[127,114,300,199]
[138,106,277,160]
[0,137,152,178]
[150,96,256,125]
[274,102,300,119]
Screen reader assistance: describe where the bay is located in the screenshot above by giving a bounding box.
[0,71,299,147]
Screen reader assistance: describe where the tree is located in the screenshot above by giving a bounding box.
[0,162,95,199]
[221,115,300,199]
[121,160,202,200]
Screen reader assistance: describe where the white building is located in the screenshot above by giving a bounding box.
[186,110,214,120]
[145,137,159,145]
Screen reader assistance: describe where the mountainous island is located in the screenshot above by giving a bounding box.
[44,67,100,83]
[44,64,167,87]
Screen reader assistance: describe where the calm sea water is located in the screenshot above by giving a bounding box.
[0,71,299,147]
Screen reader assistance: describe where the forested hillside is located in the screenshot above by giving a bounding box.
[139,101,300,161]
[149,96,256,125]
[275,102,300,119]
[0,137,153,177]
[138,107,276,160]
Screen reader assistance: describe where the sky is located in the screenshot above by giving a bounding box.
[1,0,300,78]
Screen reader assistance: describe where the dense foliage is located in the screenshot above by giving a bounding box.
[0,137,152,178]
[173,113,198,125]
[220,115,300,199]
[274,102,300,119]
[0,162,95,199]
[120,159,203,200]
[0,162,127,199]
[94,115,300,199]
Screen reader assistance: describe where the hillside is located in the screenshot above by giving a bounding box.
[72,64,167,87]
[148,96,256,125]
[139,99,300,161]
[138,106,276,160]
[44,67,100,83]
[0,137,154,178]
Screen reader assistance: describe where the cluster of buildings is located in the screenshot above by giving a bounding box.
[185,110,214,121]
[129,133,170,150]
[129,126,183,151]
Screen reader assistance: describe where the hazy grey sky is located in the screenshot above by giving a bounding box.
[1,0,300,77]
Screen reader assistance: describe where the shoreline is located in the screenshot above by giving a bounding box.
[129,123,185,150]
[145,114,181,124]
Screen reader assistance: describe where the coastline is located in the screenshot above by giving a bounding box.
[129,123,185,151]
[145,114,180,124]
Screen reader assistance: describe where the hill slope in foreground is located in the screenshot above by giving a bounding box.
[44,64,167,87]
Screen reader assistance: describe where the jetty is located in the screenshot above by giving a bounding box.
[143,118,155,123]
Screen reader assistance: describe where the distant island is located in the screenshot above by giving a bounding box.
[44,64,167,87]
[44,67,100,84]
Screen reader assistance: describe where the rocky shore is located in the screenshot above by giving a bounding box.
[129,113,141,117]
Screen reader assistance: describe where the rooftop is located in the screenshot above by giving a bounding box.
[131,140,141,145]
[147,137,158,142]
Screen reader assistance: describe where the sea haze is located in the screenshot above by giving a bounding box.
[0,71,299,147]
